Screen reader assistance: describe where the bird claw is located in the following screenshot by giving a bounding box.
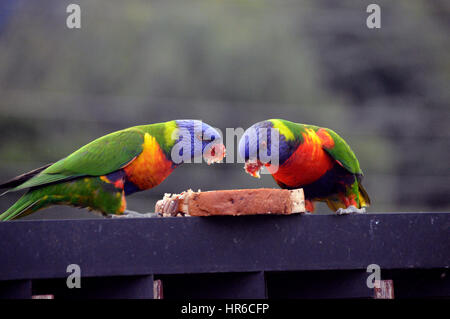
[110,210,160,218]
[336,205,367,215]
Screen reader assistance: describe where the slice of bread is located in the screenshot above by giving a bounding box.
[155,188,305,217]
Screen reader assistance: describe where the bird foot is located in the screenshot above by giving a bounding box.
[336,205,366,215]
[109,210,160,218]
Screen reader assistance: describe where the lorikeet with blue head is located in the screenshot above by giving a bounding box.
[238,119,370,214]
[0,120,225,221]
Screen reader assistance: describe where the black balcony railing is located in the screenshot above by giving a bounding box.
[0,212,448,299]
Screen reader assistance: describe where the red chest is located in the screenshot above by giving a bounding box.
[272,131,334,187]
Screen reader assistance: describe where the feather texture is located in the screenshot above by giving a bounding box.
[241,119,371,213]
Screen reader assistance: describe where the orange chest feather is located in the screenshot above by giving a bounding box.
[273,129,334,187]
[124,133,174,190]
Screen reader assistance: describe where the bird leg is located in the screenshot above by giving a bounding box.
[336,205,366,215]
[305,200,315,213]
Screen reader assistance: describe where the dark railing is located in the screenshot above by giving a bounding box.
[0,212,448,299]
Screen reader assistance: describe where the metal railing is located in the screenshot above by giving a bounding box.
[0,212,448,299]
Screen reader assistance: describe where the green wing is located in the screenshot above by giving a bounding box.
[308,125,362,175]
[11,128,146,191]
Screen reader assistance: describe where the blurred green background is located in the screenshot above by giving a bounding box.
[0,0,449,219]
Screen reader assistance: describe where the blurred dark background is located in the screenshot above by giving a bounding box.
[0,0,449,219]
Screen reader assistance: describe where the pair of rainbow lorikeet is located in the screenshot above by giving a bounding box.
[0,119,370,221]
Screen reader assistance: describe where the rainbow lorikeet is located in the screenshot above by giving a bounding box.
[0,120,225,221]
[238,119,370,214]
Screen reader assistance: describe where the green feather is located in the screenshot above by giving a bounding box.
[135,120,178,156]
[8,121,178,193]
[0,177,124,221]
[273,120,363,175]
[309,125,362,175]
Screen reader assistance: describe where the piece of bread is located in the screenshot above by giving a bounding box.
[154,188,305,217]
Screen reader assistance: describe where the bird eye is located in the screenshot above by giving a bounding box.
[196,132,215,142]
[204,134,215,142]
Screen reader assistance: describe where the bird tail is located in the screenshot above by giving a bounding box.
[325,181,371,211]
[358,182,371,208]
[0,163,52,196]
[0,191,43,221]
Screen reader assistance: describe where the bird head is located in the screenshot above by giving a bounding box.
[171,119,226,165]
[238,119,297,178]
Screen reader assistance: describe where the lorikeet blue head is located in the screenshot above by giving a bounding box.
[238,119,299,178]
[173,120,225,165]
